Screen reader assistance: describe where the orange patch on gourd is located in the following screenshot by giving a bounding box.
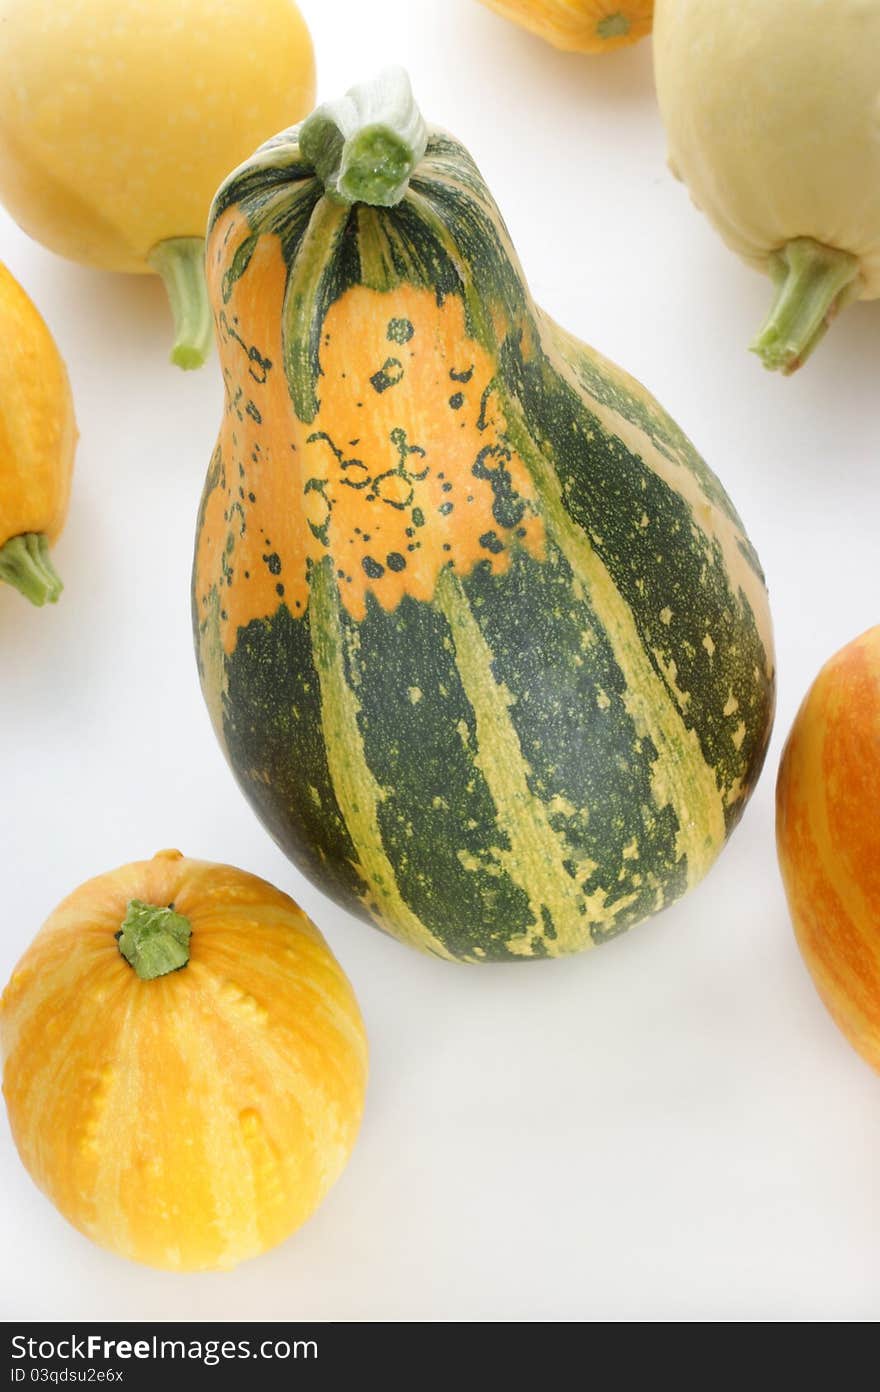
[195,208,545,651]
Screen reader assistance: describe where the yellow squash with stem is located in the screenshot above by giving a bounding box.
[479,1,653,51]
[0,0,315,369]
[0,262,76,607]
[0,851,368,1271]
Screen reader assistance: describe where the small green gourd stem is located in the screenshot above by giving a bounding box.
[597,13,631,38]
[299,67,428,208]
[0,533,62,606]
[751,238,862,375]
[147,237,212,371]
[117,899,192,980]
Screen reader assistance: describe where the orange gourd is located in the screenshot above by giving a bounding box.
[0,260,76,606]
[0,851,368,1271]
[478,0,653,52]
[777,627,880,1074]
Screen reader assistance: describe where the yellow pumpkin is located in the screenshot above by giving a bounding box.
[0,851,368,1271]
[0,0,316,368]
[0,260,77,606]
[478,0,654,52]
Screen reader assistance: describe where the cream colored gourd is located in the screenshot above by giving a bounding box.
[653,0,880,373]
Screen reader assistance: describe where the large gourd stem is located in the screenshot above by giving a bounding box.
[117,900,192,980]
[752,239,861,374]
[299,68,428,207]
[0,533,62,606]
[148,237,213,371]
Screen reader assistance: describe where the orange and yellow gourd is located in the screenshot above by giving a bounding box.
[0,852,367,1271]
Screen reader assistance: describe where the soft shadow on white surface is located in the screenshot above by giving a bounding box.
[2,0,880,1323]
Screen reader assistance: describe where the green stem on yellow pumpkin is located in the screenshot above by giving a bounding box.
[597,13,631,39]
[0,533,62,606]
[148,236,213,371]
[300,67,428,208]
[751,238,861,375]
[118,900,192,980]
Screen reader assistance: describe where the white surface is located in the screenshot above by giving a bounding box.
[2,0,879,1324]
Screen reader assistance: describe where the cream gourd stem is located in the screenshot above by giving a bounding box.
[751,238,862,375]
[0,533,62,607]
[117,899,192,980]
[299,68,428,208]
[147,237,213,371]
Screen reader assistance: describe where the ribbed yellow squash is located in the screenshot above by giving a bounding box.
[0,261,77,607]
[0,0,315,368]
[0,851,368,1272]
[479,0,653,51]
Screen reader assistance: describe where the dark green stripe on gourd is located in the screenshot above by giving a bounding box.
[497,333,773,822]
[221,595,369,915]
[326,577,538,960]
[460,543,687,940]
[551,329,763,554]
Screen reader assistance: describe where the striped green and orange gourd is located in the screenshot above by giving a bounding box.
[193,71,775,963]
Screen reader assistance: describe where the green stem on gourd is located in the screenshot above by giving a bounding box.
[147,236,213,371]
[0,533,62,606]
[751,238,862,375]
[117,899,192,981]
[300,67,428,208]
[597,13,631,39]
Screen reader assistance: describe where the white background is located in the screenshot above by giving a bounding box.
[2,0,879,1323]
